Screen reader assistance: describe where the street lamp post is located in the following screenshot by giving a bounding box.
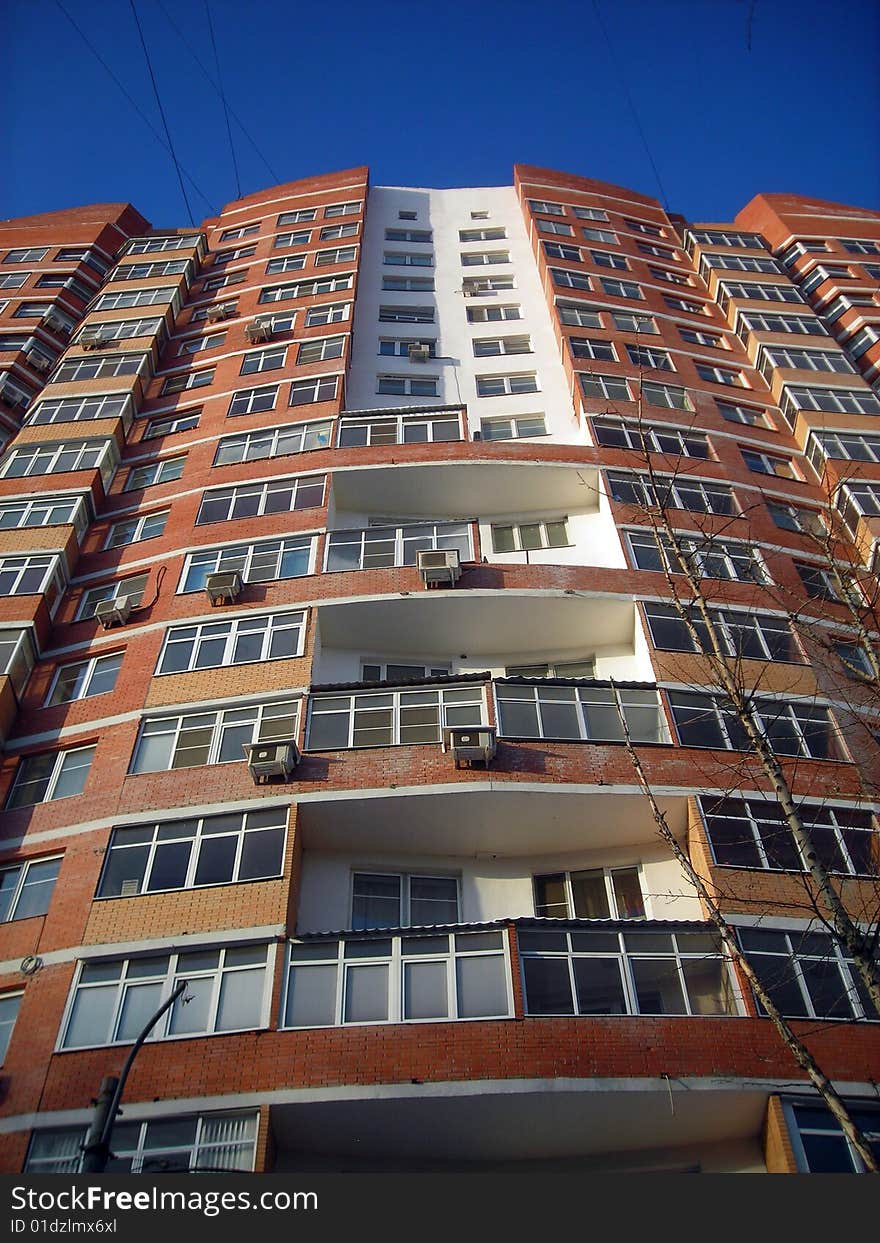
[81,978,188,1174]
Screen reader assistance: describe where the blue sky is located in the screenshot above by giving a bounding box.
[4,0,879,228]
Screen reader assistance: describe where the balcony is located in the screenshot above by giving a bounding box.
[337,406,464,447]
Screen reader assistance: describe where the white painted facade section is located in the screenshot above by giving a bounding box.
[347,186,581,444]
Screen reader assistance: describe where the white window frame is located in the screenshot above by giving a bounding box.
[157,611,306,676]
[124,456,185,492]
[104,511,168,549]
[179,537,316,593]
[6,745,95,809]
[130,699,301,774]
[45,652,123,707]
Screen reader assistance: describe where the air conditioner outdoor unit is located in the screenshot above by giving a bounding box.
[94,595,132,628]
[245,318,272,343]
[80,329,108,351]
[472,430,482,441]
[0,378,28,410]
[417,548,462,588]
[25,350,51,373]
[204,570,242,605]
[442,726,497,769]
[206,303,234,322]
[243,741,301,783]
[408,342,430,362]
[42,311,67,333]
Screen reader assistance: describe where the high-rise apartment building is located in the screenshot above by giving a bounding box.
[0,165,878,1174]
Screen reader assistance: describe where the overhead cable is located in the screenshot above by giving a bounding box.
[204,0,242,199]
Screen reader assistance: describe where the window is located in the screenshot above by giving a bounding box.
[669,692,845,760]
[461,251,510,266]
[131,699,299,773]
[260,274,353,304]
[480,414,546,441]
[569,337,616,361]
[794,562,849,602]
[325,522,470,572]
[385,229,431,243]
[46,653,123,706]
[744,447,804,480]
[491,520,569,553]
[0,273,30,290]
[339,412,461,447]
[195,475,325,524]
[0,857,61,921]
[240,346,286,375]
[297,335,345,364]
[307,683,484,750]
[378,305,434,324]
[462,274,515,293]
[202,271,245,292]
[289,375,338,405]
[783,386,880,416]
[265,254,306,275]
[590,250,629,270]
[25,1112,258,1174]
[679,328,723,348]
[113,259,190,280]
[124,457,185,491]
[50,287,164,322]
[556,302,600,328]
[627,344,673,370]
[592,419,709,458]
[0,555,65,599]
[543,242,581,262]
[6,746,95,808]
[227,384,278,416]
[467,303,522,322]
[505,659,595,678]
[700,796,876,876]
[649,267,689,286]
[638,242,678,260]
[75,574,148,621]
[315,246,358,267]
[460,227,506,242]
[105,511,168,549]
[695,363,745,386]
[739,927,878,1021]
[578,372,631,402]
[473,335,531,357]
[582,228,617,244]
[176,332,225,356]
[533,867,645,919]
[835,640,874,679]
[738,311,826,336]
[702,253,780,273]
[551,268,592,290]
[324,202,361,218]
[664,295,707,314]
[212,245,256,267]
[75,318,162,343]
[98,807,288,897]
[398,210,418,221]
[127,236,199,255]
[0,495,89,535]
[161,368,214,395]
[383,251,433,268]
[600,278,643,300]
[643,602,798,661]
[305,302,350,326]
[495,682,667,744]
[841,239,880,255]
[143,411,200,439]
[519,925,736,1017]
[351,872,459,929]
[573,207,609,221]
[282,930,509,1028]
[38,276,94,301]
[0,993,21,1063]
[157,611,305,676]
[761,345,853,375]
[844,326,880,359]
[0,628,35,698]
[475,373,538,396]
[625,219,663,237]
[381,275,434,291]
[214,421,331,465]
[180,537,314,592]
[0,440,112,479]
[717,401,772,427]
[4,247,49,263]
[376,374,438,397]
[361,661,452,683]
[689,229,764,248]
[536,220,573,237]
[627,531,766,583]
[53,353,147,383]
[379,338,437,359]
[641,380,693,409]
[612,310,658,334]
[61,946,269,1049]
[718,280,804,304]
[782,1099,880,1173]
[220,223,260,241]
[278,208,316,225]
[273,229,312,249]
[528,200,564,216]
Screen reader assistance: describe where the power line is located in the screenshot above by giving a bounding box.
[204,0,242,199]
[53,0,216,216]
[128,0,195,227]
[155,0,282,186]
[590,0,671,213]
